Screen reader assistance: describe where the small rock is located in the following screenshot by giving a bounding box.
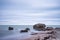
[8,27,13,30]
[20,30,28,33]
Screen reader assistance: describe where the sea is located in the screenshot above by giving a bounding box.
[0,25,60,40]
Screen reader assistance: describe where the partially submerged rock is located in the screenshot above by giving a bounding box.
[20,28,30,33]
[20,30,28,33]
[8,27,13,30]
[25,28,30,31]
[33,23,46,31]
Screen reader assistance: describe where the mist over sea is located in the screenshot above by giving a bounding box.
[0,25,60,40]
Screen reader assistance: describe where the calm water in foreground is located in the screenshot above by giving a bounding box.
[0,25,60,40]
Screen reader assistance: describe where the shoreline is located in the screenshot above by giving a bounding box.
[1,30,58,40]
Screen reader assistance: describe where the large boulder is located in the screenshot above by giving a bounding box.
[33,23,46,31]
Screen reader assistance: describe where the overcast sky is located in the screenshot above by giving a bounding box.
[0,0,60,25]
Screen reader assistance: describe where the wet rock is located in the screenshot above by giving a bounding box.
[20,30,28,33]
[25,28,30,31]
[33,23,46,31]
[30,32,38,35]
[47,31,54,34]
[44,36,50,40]
[20,28,30,33]
[8,27,13,30]
[46,27,53,31]
[55,27,60,31]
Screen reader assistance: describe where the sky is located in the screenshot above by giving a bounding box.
[0,0,60,25]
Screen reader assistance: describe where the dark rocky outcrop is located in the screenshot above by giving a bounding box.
[55,27,60,31]
[20,28,30,33]
[25,28,30,31]
[8,27,13,30]
[20,30,28,33]
[44,36,50,40]
[46,27,53,31]
[33,23,46,31]
[47,31,54,34]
